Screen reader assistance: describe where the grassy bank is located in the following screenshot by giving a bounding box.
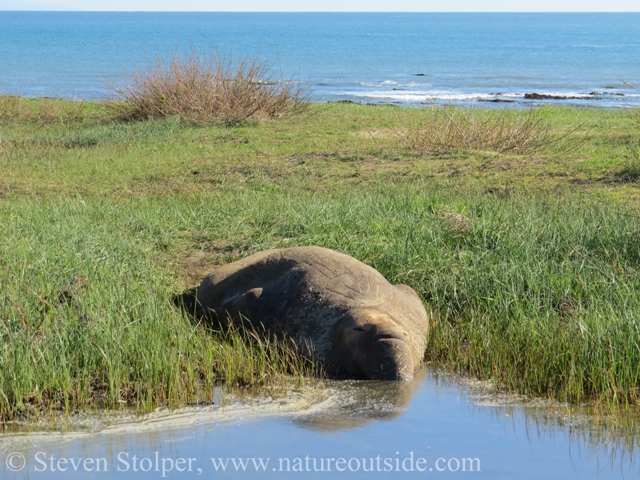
[1,97,639,420]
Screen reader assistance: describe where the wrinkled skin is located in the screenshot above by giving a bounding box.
[196,246,429,380]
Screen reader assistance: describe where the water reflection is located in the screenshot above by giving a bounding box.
[1,370,639,479]
[295,368,426,432]
[438,372,640,461]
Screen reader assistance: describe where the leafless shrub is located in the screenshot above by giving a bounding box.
[397,104,577,156]
[107,48,310,125]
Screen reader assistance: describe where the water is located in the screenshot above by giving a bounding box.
[2,371,639,479]
[1,12,640,107]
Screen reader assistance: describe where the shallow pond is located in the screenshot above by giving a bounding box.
[1,370,639,479]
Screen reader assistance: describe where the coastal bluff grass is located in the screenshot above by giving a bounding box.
[1,98,640,421]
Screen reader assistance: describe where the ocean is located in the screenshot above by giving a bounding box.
[1,12,639,107]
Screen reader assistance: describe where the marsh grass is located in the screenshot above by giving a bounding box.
[107,49,310,126]
[1,293,317,421]
[2,188,640,419]
[397,105,579,156]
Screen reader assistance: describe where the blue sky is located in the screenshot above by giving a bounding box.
[1,0,639,11]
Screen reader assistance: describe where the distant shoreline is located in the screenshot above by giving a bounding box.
[2,93,636,110]
[2,12,638,106]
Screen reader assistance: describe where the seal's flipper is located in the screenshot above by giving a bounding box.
[219,287,263,325]
[225,287,263,311]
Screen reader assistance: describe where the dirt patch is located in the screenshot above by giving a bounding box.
[180,251,215,285]
[0,183,12,199]
[170,239,252,287]
[354,128,398,139]
[608,168,640,184]
[285,151,338,165]
[476,156,552,172]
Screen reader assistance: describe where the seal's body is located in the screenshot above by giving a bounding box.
[196,246,429,380]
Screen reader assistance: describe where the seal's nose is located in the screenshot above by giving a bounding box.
[370,323,409,342]
[365,336,414,381]
[373,330,407,342]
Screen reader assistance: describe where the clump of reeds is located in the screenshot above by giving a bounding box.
[622,82,640,122]
[630,98,640,127]
[0,315,318,422]
[0,95,90,125]
[397,105,574,156]
[210,323,322,388]
[107,49,310,126]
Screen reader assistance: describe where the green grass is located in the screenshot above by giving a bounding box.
[1,98,640,420]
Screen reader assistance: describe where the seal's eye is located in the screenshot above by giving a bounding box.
[352,327,365,332]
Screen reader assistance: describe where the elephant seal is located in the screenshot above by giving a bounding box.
[196,246,429,380]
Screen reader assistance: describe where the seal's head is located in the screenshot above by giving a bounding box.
[329,308,414,381]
